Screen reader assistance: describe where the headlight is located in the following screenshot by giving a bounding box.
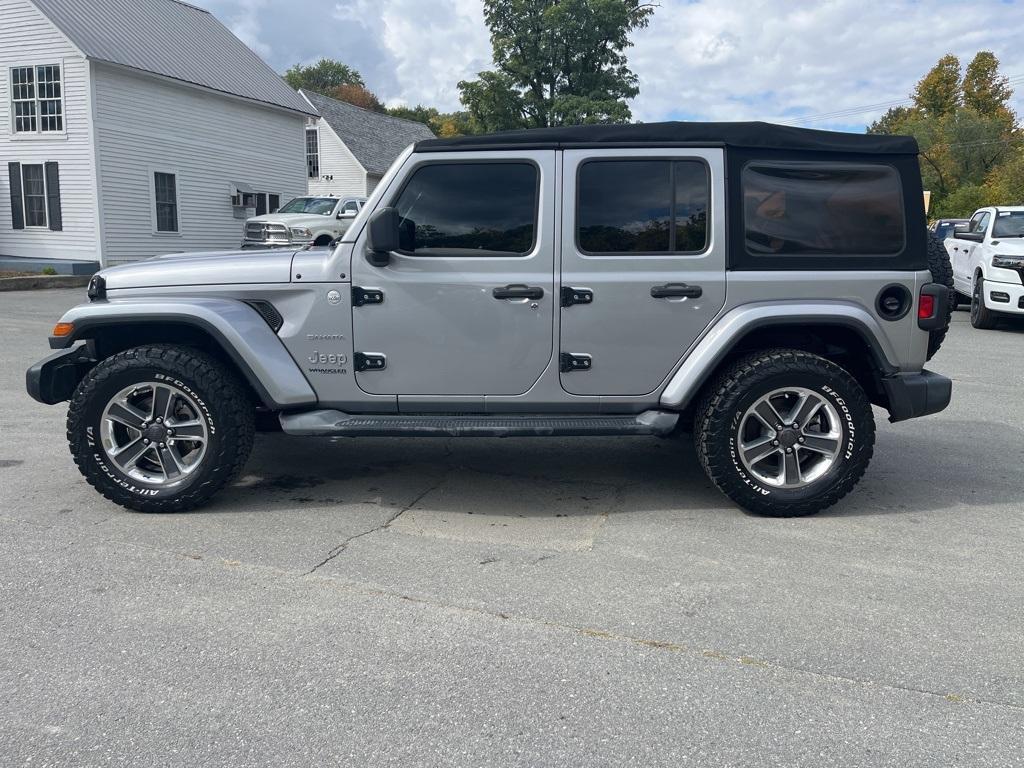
[290,227,312,239]
[992,255,1024,269]
[87,274,106,300]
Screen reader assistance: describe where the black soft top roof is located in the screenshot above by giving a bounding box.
[416,120,918,156]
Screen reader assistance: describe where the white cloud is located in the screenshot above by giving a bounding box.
[199,0,1024,129]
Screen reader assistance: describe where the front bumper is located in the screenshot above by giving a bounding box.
[983,278,1024,313]
[881,369,952,423]
[26,343,97,404]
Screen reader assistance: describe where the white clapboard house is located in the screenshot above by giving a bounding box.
[299,89,435,198]
[1,0,316,266]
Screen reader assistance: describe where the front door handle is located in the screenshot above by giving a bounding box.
[493,284,544,300]
[651,283,702,299]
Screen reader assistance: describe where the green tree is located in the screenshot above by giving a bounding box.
[867,105,912,135]
[962,51,1013,118]
[913,54,961,118]
[284,58,364,94]
[458,0,655,131]
[984,149,1024,203]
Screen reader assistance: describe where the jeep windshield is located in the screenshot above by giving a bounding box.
[992,211,1024,237]
[277,197,337,216]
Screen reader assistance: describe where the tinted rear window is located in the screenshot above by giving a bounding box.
[394,163,538,256]
[742,163,904,256]
[577,160,709,254]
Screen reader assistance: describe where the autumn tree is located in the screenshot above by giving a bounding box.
[913,54,962,118]
[963,51,1014,119]
[458,0,656,131]
[332,83,385,112]
[869,51,1020,216]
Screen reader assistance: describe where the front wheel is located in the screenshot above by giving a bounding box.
[695,349,875,517]
[970,276,999,329]
[67,345,255,512]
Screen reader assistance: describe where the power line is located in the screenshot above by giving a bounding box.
[779,74,1024,127]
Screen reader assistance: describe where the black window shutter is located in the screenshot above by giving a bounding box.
[8,162,24,230]
[44,161,62,231]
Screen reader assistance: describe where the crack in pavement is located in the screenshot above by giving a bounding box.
[303,469,452,575]
[5,511,1023,714]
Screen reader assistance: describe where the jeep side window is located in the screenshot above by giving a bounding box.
[742,163,904,256]
[576,160,709,254]
[393,162,538,256]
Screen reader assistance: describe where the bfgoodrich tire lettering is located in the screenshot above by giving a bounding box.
[695,349,875,517]
[67,345,255,512]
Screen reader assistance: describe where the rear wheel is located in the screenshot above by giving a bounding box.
[695,349,875,517]
[67,345,255,512]
[970,275,998,329]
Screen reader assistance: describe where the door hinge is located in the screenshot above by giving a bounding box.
[354,352,387,371]
[560,352,592,372]
[560,286,594,307]
[352,286,384,307]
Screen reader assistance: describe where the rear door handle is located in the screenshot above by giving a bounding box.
[493,284,544,300]
[651,283,702,299]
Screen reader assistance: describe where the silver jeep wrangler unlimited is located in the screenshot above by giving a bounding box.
[27,122,953,517]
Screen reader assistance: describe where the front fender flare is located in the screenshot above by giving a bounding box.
[49,297,317,409]
[659,301,900,410]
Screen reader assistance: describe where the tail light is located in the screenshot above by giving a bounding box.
[918,294,935,320]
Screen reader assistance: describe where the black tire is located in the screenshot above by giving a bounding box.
[695,349,875,517]
[67,345,255,512]
[925,231,954,360]
[970,275,999,329]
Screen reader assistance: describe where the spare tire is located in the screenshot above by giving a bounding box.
[924,230,954,360]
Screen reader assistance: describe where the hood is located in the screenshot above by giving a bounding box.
[990,237,1024,253]
[246,212,336,229]
[101,248,297,290]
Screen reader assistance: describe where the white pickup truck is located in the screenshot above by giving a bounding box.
[945,206,1024,328]
[242,196,366,249]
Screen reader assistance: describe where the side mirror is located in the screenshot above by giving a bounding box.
[365,206,400,266]
[953,224,970,234]
[338,209,357,219]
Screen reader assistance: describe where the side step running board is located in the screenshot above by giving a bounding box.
[279,410,679,437]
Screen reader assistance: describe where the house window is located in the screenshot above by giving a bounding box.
[153,171,179,232]
[11,64,63,133]
[21,164,47,227]
[269,193,280,213]
[306,128,319,179]
[8,161,61,230]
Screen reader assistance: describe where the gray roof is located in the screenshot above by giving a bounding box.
[301,89,435,176]
[31,0,314,115]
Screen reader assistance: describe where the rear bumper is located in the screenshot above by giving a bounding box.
[26,343,96,404]
[881,369,952,423]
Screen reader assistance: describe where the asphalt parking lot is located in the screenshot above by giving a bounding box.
[2,288,1023,767]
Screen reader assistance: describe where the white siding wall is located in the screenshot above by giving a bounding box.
[92,63,308,264]
[307,119,368,197]
[0,0,99,261]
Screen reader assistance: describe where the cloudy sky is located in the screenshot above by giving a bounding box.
[199,0,1024,132]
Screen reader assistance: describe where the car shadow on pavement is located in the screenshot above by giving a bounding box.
[221,434,721,518]
[207,417,1024,521]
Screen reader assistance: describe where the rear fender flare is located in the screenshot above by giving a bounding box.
[659,301,900,410]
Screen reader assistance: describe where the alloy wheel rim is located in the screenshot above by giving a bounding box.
[737,387,843,489]
[99,382,209,485]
